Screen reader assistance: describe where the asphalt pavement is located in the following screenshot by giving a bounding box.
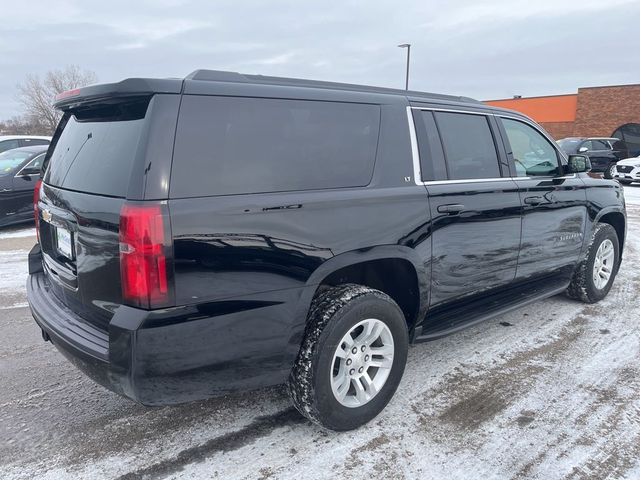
[1,187,639,479]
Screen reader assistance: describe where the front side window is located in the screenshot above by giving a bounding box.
[0,150,32,174]
[18,153,45,175]
[590,140,610,151]
[501,118,560,177]
[580,140,593,152]
[433,112,500,180]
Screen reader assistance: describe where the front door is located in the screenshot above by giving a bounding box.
[498,116,587,280]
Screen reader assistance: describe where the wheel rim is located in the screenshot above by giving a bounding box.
[330,318,394,408]
[606,165,615,178]
[593,239,615,290]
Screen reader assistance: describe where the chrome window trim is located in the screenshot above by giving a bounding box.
[14,153,45,178]
[407,106,511,186]
[405,105,574,186]
[495,113,569,162]
[406,106,423,185]
[422,177,517,186]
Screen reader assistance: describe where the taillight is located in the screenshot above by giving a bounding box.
[119,203,173,309]
[34,179,42,243]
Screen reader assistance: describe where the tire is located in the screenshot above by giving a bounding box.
[603,164,616,179]
[619,179,632,185]
[288,284,409,431]
[566,223,620,303]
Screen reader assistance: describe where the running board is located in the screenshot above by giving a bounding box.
[414,276,570,342]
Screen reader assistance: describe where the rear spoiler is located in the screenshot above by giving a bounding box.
[54,78,183,111]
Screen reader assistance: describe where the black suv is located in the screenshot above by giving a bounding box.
[27,71,626,431]
[557,137,629,178]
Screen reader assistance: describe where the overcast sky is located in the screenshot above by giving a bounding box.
[1,0,639,118]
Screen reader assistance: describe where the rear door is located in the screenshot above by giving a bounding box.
[497,116,587,280]
[411,107,521,306]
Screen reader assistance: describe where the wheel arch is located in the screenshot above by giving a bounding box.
[293,246,429,341]
[594,208,626,259]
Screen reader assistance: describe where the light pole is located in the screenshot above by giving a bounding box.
[398,43,411,90]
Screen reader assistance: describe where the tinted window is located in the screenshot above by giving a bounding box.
[0,139,20,153]
[557,138,581,153]
[580,141,593,151]
[171,96,380,197]
[590,140,610,150]
[433,112,500,180]
[413,110,447,181]
[43,101,148,197]
[501,118,560,177]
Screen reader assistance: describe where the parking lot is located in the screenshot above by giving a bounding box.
[2,185,639,480]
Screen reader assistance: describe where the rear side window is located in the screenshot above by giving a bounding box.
[0,139,20,153]
[433,112,501,180]
[170,96,380,197]
[43,99,149,197]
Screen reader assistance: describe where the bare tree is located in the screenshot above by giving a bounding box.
[0,116,46,135]
[17,65,97,134]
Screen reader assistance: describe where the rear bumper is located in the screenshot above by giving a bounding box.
[27,267,298,406]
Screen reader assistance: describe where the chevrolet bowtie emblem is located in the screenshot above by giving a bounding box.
[42,209,52,222]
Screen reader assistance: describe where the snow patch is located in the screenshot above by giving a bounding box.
[0,249,29,296]
[0,228,36,240]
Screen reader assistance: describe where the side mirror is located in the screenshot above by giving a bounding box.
[578,146,589,153]
[566,154,591,174]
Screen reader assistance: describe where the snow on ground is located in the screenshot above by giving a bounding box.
[1,206,639,480]
[624,184,640,206]
[0,249,30,310]
[0,227,36,240]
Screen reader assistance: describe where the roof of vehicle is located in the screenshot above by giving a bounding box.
[53,69,489,110]
[185,69,482,104]
[558,137,622,142]
[0,135,51,141]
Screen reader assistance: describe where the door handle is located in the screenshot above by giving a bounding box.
[437,204,465,214]
[524,196,543,206]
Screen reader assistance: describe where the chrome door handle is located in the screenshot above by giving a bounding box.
[524,196,543,206]
[437,204,465,214]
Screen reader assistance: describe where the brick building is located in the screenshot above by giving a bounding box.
[485,84,640,155]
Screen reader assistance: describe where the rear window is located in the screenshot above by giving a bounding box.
[43,99,149,197]
[170,96,380,197]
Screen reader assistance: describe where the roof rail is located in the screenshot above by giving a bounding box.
[185,69,480,104]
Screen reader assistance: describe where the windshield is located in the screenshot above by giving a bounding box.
[556,139,581,152]
[0,150,32,175]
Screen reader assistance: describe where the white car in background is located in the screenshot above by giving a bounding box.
[0,135,51,153]
[614,154,640,184]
